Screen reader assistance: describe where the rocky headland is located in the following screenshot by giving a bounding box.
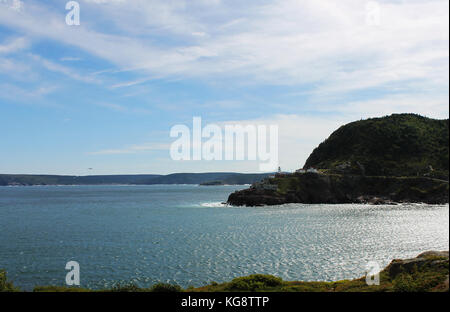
[228,114,449,206]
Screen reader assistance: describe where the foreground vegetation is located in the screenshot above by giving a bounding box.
[195,252,449,292]
[1,252,448,293]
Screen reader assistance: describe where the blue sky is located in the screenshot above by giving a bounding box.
[0,0,449,175]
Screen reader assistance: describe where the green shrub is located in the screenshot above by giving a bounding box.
[109,282,143,292]
[392,274,424,292]
[33,286,91,292]
[150,283,183,292]
[0,270,19,292]
[225,274,283,291]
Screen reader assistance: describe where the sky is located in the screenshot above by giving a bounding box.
[0,0,448,175]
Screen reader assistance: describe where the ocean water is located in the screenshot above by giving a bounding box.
[0,185,448,291]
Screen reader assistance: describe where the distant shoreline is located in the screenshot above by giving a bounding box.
[0,173,271,187]
[0,183,251,187]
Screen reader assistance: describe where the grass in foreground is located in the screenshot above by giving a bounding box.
[1,252,448,293]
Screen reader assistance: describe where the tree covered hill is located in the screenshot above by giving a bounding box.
[304,114,449,179]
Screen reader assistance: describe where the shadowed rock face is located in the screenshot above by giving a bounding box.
[227,189,286,206]
[227,173,449,206]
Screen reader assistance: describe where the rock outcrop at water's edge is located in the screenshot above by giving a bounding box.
[227,172,449,206]
[386,251,449,280]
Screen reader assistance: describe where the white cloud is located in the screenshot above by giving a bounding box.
[0,83,57,102]
[0,57,30,77]
[0,37,28,54]
[0,0,23,12]
[0,0,448,119]
[0,0,447,92]
[60,57,82,62]
[28,53,100,84]
[110,77,155,89]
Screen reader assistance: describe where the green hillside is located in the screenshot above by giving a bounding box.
[304,114,449,179]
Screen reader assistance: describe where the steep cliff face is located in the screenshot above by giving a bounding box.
[227,173,449,206]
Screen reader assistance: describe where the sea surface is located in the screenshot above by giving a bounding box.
[0,185,448,290]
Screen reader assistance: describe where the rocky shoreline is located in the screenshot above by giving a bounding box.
[227,173,449,206]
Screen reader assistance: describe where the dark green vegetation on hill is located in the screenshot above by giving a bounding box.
[1,251,448,292]
[305,114,449,179]
[0,173,271,186]
[228,114,449,206]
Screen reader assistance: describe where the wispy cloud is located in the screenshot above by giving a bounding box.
[28,54,100,84]
[0,0,448,174]
[60,57,82,62]
[0,0,447,96]
[0,37,28,54]
[110,77,154,89]
[0,83,58,103]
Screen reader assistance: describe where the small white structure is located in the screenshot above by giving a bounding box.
[296,169,306,174]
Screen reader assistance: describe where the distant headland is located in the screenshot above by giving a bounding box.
[0,172,272,187]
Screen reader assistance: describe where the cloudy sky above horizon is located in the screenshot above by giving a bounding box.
[0,0,449,175]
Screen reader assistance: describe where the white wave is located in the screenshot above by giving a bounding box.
[200,202,228,208]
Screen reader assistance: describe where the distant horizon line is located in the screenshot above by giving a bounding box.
[0,171,279,177]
